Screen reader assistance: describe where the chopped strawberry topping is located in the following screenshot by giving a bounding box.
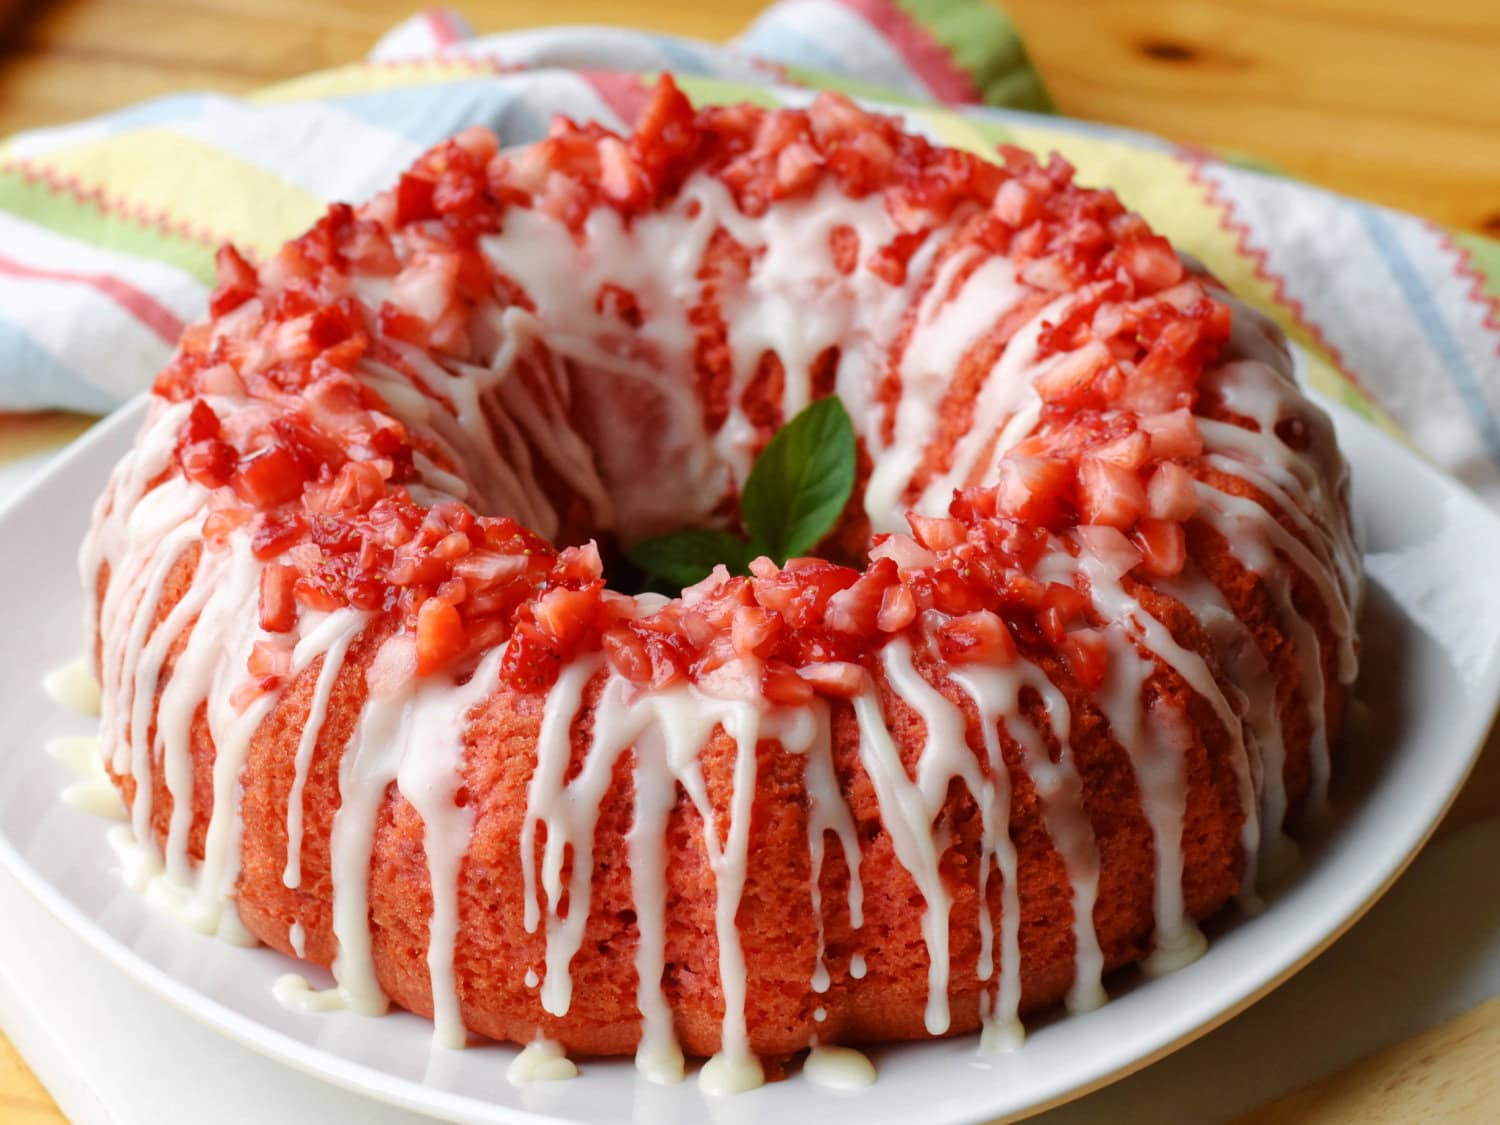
[416,597,466,676]
[150,74,1236,699]
[259,564,298,633]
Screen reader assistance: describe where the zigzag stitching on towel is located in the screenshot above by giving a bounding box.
[356,54,515,75]
[1431,223,1500,358]
[2,157,223,249]
[1175,148,1374,400]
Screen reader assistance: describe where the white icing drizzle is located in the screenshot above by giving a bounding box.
[43,659,102,715]
[327,646,505,1026]
[519,656,607,1018]
[273,973,347,1013]
[507,1039,578,1084]
[48,734,125,820]
[949,659,1105,1016]
[73,144,1362,1091]
[866,637,983,1035]
[282,610,368,889]
[803,1044,877,1090]
[801,699,864,998]
[1074,546,1260,915]
[698,1050,764,1097]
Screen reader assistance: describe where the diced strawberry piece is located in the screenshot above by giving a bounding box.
[556,542,605,583]
[697,655,765,701]
[938,610,1016,665]
[762,660,814,706]
[877,584,917,632]
[926,568,983,615]
[1134,518,1187,577]
[829,224,859,275]
[305,460,387,517]
[180,439,236,489]
[1090,429,1149,470]
[452,551,530,585]
[906,513,966,551]
[1035,341,1113,405]
[1019,252,1079,293]
[1140,409,1203,460]
[797,661,866,698]
[378,301,429,346]
[432,532,471,561]
[181,399,222,443]
[1061,628,1108,691]
[1116,235,1183,293]
[598,136,647,207]
[251,510,306,559]
[1119,344,1197,414]
[214,243,258,292]
[247,638,292,680]
[1146,462,1200,521]
[1076,456,1146,528]
[992,178,1041,227]
[391,253,460,325]
[533,585,600,649]
[342,220,400,275]
[232,444,305,508]
[1039,583,1090,644]
[603,625,651,684]
[306,299,361,351]
[258,564,298,633]
[868,533,938,571]
[1075,524,1142,578]
[415,597,465,675]
[732,605,782,658]
[994,456,1074,527]
[199,363,246,397]
[209,245,258,317]
[500,620,561,691]
[949,485,997,522]
[823,558,896,635]
[202,507,250,547]
[394,173,439,227]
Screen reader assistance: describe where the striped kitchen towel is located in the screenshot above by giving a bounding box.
[1,0,1497,504]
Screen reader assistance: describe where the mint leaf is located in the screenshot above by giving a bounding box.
[627,528,753,589]
[741,396,856,562]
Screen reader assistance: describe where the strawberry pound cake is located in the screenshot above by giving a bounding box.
[80,76,1360,1091]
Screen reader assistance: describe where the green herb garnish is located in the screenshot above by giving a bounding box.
[627,396,857,589]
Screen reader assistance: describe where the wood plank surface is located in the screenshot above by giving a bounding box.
[2,1,1498,1121]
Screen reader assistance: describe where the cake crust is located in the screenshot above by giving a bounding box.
[83,75,1360,1082]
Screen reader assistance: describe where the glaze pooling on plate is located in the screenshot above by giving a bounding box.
[75,77,1359,1090]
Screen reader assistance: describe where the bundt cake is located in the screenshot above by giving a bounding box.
[79,75,1360,1091]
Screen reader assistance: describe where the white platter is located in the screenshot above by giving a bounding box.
[2,390,1499,1125]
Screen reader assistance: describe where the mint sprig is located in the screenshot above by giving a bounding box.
[627,529,754,590]
[627,396,857,589]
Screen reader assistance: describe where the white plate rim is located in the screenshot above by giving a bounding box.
[2,391,1498,1125]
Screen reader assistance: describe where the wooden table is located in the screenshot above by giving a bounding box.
[2,1,1498,1120]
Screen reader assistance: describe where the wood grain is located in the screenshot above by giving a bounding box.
[1002,0,1500,235]
[1234,992,1500,1124]
[0,1032,69,1122]
[2,1,1499,1122]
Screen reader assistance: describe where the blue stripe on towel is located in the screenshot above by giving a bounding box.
[1358,204,1500,472]
[0,314,120,413]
